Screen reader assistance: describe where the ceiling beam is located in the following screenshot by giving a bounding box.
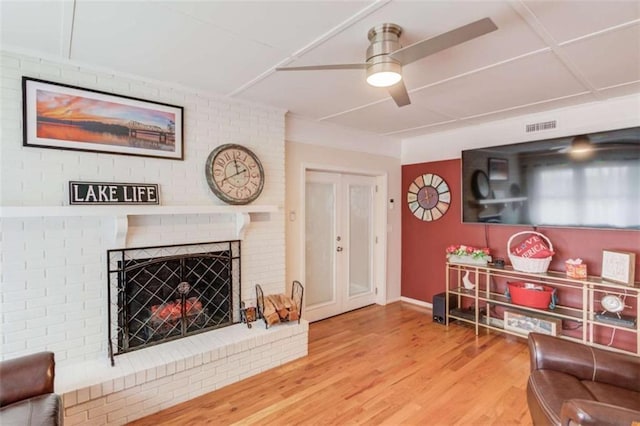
[227,0,392,98]
[508,0,604,101]
[60,0,76,59]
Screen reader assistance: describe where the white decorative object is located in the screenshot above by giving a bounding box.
[462,270,475,290]
[600,295,625,313]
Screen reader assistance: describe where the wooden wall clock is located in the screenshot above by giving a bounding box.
[407,173,451,221]
[205,144,264,205]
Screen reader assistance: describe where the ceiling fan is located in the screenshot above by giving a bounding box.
[276,17,498,107]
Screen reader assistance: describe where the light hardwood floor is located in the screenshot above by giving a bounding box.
[129,302,533,425]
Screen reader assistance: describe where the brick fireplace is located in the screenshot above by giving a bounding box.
[0,51,304,426]
[6,208,311,426]
[1,207,309,425]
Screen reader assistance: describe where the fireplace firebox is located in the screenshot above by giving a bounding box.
[107,241,241,365]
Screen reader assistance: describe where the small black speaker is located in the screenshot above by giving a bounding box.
[433,292,457,324]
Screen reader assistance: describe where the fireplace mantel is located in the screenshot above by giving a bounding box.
[0,204,278,245]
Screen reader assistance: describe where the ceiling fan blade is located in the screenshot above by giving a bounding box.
[388,80,411,107]
[276,63,367,71]
[389,17,498,65]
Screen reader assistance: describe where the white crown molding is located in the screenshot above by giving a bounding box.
[285,113,401,158]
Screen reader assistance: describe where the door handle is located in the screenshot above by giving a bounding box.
[336,247,343,252]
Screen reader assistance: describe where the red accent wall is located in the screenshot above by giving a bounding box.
[402,159,640,304]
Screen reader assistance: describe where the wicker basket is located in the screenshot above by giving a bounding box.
[507,231,553,273]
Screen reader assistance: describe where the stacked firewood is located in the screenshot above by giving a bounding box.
[262,294,299,326]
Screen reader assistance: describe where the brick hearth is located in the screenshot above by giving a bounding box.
[59,321,308,425]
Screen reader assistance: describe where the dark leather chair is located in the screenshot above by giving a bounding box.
[527,333,640,426]
[0,352,63,425]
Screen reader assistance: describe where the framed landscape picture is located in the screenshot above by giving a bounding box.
[504,310,560,336]
[22,77,183,160]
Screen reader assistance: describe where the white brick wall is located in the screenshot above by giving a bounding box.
[0,51,287,365]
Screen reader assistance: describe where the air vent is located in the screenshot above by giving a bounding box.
[525,120,557,133]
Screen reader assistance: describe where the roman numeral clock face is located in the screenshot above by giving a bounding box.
[407,173,450,221]
[205,144,264,205]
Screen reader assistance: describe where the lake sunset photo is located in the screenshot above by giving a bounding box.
[23,78,184,160]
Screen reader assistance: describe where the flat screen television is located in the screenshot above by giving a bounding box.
[461,126,640,230]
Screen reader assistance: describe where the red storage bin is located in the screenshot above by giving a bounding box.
[507,281,555,309]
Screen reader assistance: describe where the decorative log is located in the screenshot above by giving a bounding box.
[262,297,280,326]
[266,295,286,319]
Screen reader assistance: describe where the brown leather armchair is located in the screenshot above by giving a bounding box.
[0,352,63,425]
[527,333,640,426]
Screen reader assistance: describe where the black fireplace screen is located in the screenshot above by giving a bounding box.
[107,241,241,365]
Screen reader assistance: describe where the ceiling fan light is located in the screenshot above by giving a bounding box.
[367,71,402,87]
[366,62,402,87]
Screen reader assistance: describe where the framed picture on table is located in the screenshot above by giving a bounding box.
[601,250,636,286]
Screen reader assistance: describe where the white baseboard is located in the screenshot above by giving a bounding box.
[400,296,433,309]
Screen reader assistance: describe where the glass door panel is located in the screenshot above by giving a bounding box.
[348,184,373,297]
[305,180,336,306]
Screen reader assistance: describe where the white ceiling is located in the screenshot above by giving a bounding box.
[2,0,639,140]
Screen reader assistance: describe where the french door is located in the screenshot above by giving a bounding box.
[304,171,377,322]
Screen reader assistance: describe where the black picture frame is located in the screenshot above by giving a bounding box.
[488,158,508,181]
[22,77,184,160]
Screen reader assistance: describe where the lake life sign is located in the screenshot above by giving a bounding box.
[69,181,159,205]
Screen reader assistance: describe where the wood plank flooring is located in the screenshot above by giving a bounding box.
[129,302,533,425]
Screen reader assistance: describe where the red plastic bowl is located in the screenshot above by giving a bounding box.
[508,281,554,309]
